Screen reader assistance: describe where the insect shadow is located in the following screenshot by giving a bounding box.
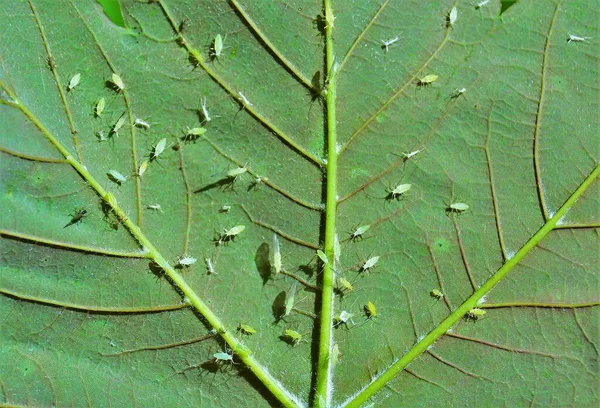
[254,242,272,285]
[271,290,287,324]
[193,177,235,194]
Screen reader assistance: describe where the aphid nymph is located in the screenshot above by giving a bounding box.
[416,74,438,88]
[147,203,163,212]
[63,208,87,228]
[237,323,256,335]
[226,165,248,182]
[567,34,592,43]
[219,205,231,213]
[134,118,150,129]
[364,301,378,319]
[360,255,380,273]
[238,91,252,107]
[67,73,81,92]
[430,289,444,299]
[111,73,125,92]
[150,138,167,161]
[467,308,486,320]
[213,350,235,366]
[107,170,127,185]
[475,0,490,9]
[449,88,466,99]
[446,202,469,215]
[138,160,149,177]
[182,126,206,142]
[282,328,302,346]
[177,255,197,267]
[386,183,412,200]
[217,224,245,245]
[446,6,458,28]
[350,224,370,242]
[95,97,106,117]
[210,34,226,60]
[109,113,127,137]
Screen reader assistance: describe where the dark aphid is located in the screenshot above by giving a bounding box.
[64,208,87,228]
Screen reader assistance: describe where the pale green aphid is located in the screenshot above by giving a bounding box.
[364,301,378,319]
[218,225,245,244]
[178,255,197,266]
[416,74,438,88]
[134,118,150,129]
[238,91,252,107]
[147,203,163,212]
[205,257,217,274]
[284,282,297,318]
[138,160,149,177]
[360,255,380,273]
[467,308,486,320]
[386,183,412,200]
[111,72,125,91]
[430,289,444,299]
[350,224,370,241]
[213,351,234,364]
[185,127,206,136]
[238,323,256,335]
[67,73,81,92]
[273,234,282,274]
[316,249,328,265]
[110,112,127,137]
[331,343,341,366]
[448,202,469,213]
[447,6,458,27]
[283,329,302,346]
[337,277,353,292]
[151,138,167,160]
[96,130,107,141]
[95,97,106,117]
[333,234,341,265]
[212,34,224,58]
[107,170,127,184]
[226,165,248,180]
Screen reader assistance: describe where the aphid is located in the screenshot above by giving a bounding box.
[335,310,355,327]
[211,34,224,59]
[282,329,302,346]
[63,208,87,228]
[134,118,150,129]
[416,74,439,88]
[226,165,248,182]
[446,6,458,28]
[447,202,469,214]
[325,3,335,28]
[150,138,167,161]
[380,36,399,52]
[360,255,380,273]
[96,130,107,142]
[386,183,412,200]
[177,255,197,267]
[107,170,127,185]
[273,234,282,275]
[219,205,231,213]
[430,289,444,299]
[95,97,106,117]
[46,56,56,70]
[183,126,206,142]
[567,34,592,43]
[449,88,466,99]
[67,73,81,92]
[316,249,329,265]
[138,160,149,177]
[237,324,256,336]
[109,112,127,137]
[337,277,354,292]
[147,203,163,212]
[200,96,211,122]
[205,257,217,275]
[402,147,425,159]
[350,224,370,242]
[218,225,245,244]
[284,282,297,318]
[111,73,125,91]
[331,343,342,365]
[213,351,235,366]
[475,0,490,9]
[333,234,342,265]
[364,301,378,319]
[238,91,252,107]
[467,308,486,320]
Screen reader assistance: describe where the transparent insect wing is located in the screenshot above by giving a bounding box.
[68,73,81,91]
[95,97,106,117]
[112,73,125,90]
[273,234,282,274]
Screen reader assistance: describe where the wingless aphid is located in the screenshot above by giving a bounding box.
[147,203,163,212]
[430,289,444,299]
[567,34,592,43]
[95,97,106,117]
[109,113,127,138]
[107,170,127,185]
[67,73,81,92]
[218,225,245,245]
[447,202,469,214]
[386,183,412,200]
[213,351,235,367]
[273,234,282,274]
[63,208,87,228]
[237,324,256,336]
[111,73,125,92]
[183,127,206,142]
[446,6,458,28]
[449,88,466,99]
[467,308,486,320]
[282,329,302,346]
[150,138,167,161]
[360,255,380,273]
[364,301,378,319]
[416,74,438,88]
[177,255,197,268]
[134,118,150,129]
[138,160,149,177]
[219,205,231,213]
[211,34,224,59]
[337,277,354,292]
[350,224,370,242]
[316,249,329,265]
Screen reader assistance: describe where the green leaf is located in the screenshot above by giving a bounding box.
[1,0,598,407]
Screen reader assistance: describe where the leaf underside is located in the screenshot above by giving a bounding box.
[0,0,598,407]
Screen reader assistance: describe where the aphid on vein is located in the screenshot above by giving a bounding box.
[416,74,439,88]
[182,126,206,142]
[111,73,125,92]
[350,224,370,242]
[107,170,127,185]
[360,255,380,273]
[364,301,378,319]
[238,91,252,107]
[138,160,149,177]
[63,208,87,228]
[237,324,256,335]
[273,234,282,275]
[446,6,458,28]
[95,98,106,117]
[467,308,486,320]
[217,225,245,245]
[567,34,592,43]
[134,118,150,129]
[281,329,303,346]
[386,183,412,201]
[380,36,399,52]
[316,249,329,265]
[67,73,81,92]
[109,113,127,137]
[449,88,466,99]
[430,289,444,299]
[177,255,197,268]
[147,203,163,212]
[46,56,56,70]
[446,202,469,215]
[200,96,211,123]
[205,257,217,275]
[150,138,168,161]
